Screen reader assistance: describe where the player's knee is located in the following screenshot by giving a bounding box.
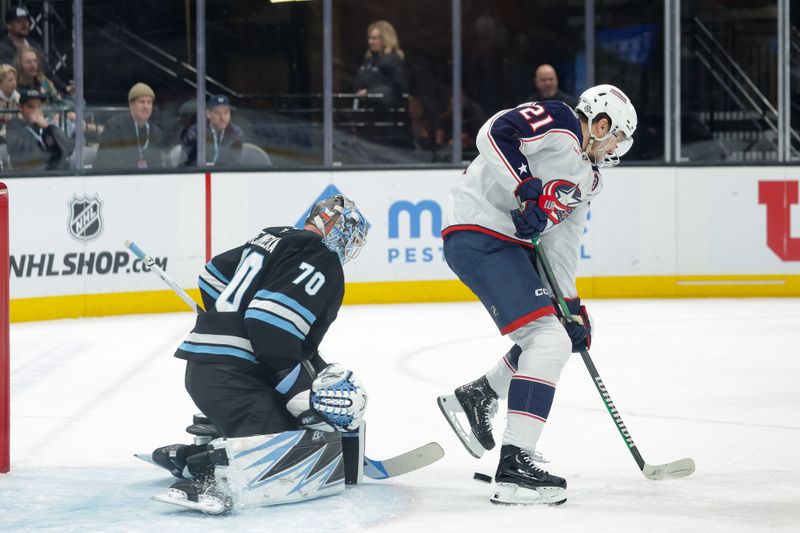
[509,315,571,373]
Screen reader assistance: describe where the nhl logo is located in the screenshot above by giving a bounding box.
[68,194,104,241]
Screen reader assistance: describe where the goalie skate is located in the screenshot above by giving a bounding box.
[152,480,231,515]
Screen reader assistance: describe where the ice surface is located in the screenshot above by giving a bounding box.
[2,299,799,532]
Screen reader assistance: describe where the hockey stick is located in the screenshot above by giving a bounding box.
[125,240,202,313]
[530,235,695,480]
[124,239,444,479]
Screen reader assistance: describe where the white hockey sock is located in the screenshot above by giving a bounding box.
[500,316,571,451]
[484,344,522,399]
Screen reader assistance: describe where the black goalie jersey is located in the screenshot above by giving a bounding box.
[175,227,345,375]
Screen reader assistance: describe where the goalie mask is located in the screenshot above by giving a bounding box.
[576,84,638,168]
[305,195,368,265]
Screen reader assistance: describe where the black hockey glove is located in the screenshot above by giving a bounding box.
[560,298,592,353]
[510,177,555,240]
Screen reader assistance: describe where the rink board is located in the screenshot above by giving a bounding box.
[4,166,800,320]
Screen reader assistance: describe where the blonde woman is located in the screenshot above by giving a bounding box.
[0,64,20,137]
[354,20,408,109]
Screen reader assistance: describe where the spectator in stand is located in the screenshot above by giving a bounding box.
[0,64,20,138]
[0,7,43,68]
[0,6,67,93]
[6,88,73,170]
[354,20,408,110]
[95,82,164,170]
[526,64,577,108]
[15,46,66,109]
[180,94,243,167]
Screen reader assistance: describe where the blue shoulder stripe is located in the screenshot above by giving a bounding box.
[254,290,316,324]
[245,309,306,340]
[205,262,231,284]
[198,279,221,300]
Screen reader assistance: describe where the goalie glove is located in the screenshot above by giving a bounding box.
[285,363,368,432]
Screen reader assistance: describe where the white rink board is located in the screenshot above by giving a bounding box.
[7,174,205,299]
[5,166,800,301]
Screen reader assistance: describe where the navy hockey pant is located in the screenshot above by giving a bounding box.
[185,361,298,438]
[443,230,556,334]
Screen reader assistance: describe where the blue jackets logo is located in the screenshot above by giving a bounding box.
[68,194,104,241]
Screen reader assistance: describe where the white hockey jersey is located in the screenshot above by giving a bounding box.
[442,100,601,298]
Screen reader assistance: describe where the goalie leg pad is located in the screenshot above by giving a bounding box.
[211,429,345,508]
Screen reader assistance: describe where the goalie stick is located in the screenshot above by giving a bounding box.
[124,239,444,480]
[530,235,695,481]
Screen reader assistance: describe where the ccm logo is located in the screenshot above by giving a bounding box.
[534,288,550,297]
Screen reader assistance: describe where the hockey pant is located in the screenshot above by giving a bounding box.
[484,315,571,451]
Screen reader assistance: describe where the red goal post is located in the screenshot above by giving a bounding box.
[0,182,8,473]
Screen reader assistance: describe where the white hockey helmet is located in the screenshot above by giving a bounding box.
[576,84,638,167]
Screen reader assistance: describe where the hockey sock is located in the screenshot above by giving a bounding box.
[501,315,571,450]
[484,344,522,399]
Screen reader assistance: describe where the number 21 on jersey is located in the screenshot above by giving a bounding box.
[518,104,554,134]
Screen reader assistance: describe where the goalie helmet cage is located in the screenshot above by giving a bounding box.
[0,183,8,473]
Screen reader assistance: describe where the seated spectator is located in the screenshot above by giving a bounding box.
[180,94,243,167]
[354,20,408,110]
[0,7,43,70]
[526,64,577,108]
[0,63,20,138]
[95,82,164,170]
[6,88,74,171]
[0,5,68,94]
[15,46,66,109]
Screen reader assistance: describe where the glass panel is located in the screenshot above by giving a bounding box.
[461,1,585,163]
[791,0,800,159]
[80,1,196,171]
[595,0,665,161]
[333,1,451,165]
[205,0,323,168]
[681,0,778,162]
[1,0,75,173]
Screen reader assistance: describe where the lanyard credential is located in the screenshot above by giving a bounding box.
[134,120,150,159]
[26,126,45,147]
[210,127,225,163]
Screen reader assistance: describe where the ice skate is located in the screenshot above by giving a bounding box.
[437,375,498,458]
[152,478,231,515]
[150,444,190,479]
[490,444,567,506]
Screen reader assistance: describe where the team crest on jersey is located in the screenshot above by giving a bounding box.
[543,180,582,223]
[67,194,104,241]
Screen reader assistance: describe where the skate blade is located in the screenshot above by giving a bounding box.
[152,489,229,515]
[490,482,567,506]
[436,394,486,459]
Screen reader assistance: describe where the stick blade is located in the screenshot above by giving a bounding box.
[363,442,444,479]
[643,458,696,480]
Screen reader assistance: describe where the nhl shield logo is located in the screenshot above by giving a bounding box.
[68,194,104,241]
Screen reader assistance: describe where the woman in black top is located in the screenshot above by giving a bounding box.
[354,20,408,110]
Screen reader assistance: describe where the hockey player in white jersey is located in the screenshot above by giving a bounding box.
[437,85,637,505]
